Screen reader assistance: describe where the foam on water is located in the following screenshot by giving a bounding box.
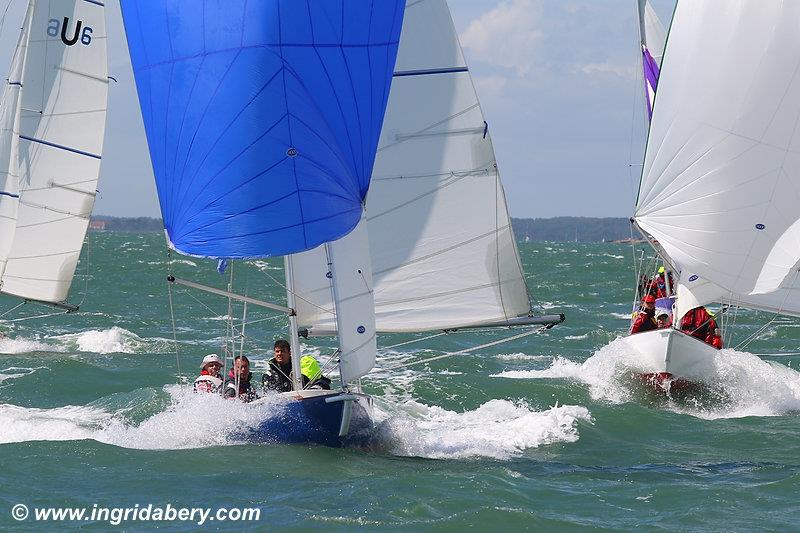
[50,327,167,354]
[0,403,108,444]
[494,337,800,418]
[374,399,592,460]
[0,386,290,449]
[0,366,44,384]
[0,336,61,354]
[496,353,551,362]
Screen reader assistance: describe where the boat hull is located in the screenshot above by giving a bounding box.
[244,389,374,448]
[621,328,718,393]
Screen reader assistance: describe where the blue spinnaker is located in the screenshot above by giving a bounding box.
[121,0,404,258]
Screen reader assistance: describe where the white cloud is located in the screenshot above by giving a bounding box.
[460,0,543,77]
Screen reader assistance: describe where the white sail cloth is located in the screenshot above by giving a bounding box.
[0,3,34,283]
[638,0,666,65]
[0,0,107,303]
[289,0,531,335]
[636,1,800,313]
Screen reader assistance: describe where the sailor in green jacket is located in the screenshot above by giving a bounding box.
[262,339,332,392]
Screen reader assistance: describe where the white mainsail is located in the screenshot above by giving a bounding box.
[635,0,800,319]
[0,3,34,280]
[290,0,532,335]
[0,0,108,304]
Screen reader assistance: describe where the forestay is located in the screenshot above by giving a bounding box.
[290,0,532,334]
[635,1,800,315]
[0,0,107,304]
[121,0,404,260]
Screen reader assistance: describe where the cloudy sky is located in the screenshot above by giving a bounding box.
[0,0,674,219]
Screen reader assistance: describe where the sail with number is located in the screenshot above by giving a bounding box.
[289,0,538,335]
[121,0,404,383]
[634,0,800,320]
[0,0,108,305]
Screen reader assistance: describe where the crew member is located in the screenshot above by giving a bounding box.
[262,339,331,392]
[194,354,223,393]
[631,295,658,334]
[224,355,258,402]
[680,306,722,349]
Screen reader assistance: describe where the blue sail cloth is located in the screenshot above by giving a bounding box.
[121,0,404,258]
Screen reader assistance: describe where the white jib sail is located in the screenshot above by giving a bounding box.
[290,0,531,334]
[1,0,108,303]
[636,1,800,307]
[327,215,377,384]
[0,2,35,281]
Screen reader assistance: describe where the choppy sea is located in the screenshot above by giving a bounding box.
[1,233,799,531]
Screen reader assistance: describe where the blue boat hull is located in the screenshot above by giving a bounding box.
[244,392,374,448]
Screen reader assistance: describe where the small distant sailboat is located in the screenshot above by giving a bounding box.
[624,0,800,390]
[121,0,405,446]
[0,0,108,313]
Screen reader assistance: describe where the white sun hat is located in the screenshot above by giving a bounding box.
[200,354,223,369]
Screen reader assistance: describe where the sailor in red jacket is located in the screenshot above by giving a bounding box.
[631,295,658,334]
[680,306,722,348]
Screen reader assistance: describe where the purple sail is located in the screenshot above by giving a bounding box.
[642,45,661,120]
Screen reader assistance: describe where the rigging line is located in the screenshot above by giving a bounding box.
[378,328,544,372]
[381,331,448,350]
[254,260,335,317]
[0,300,27,319]
[166,251,183,382]
[3,311,68,322]
[734,315,779,351]
[752,351,800,357]
[312,349,341,390]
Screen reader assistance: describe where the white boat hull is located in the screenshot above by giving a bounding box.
[621,328,718,382]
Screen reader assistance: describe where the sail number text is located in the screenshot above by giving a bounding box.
[47,17,93,46]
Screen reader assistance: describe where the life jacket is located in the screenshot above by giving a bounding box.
[193,371,222,393]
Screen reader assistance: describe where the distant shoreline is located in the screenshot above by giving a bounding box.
[89,216,635,243]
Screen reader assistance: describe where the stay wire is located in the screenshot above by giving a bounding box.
[379,328,544,372]
[166,250,183,382]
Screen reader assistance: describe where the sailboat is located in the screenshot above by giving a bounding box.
[623,0,800,390]
[0,0,108,313]
[121,0,405,446]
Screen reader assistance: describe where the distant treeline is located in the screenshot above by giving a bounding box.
[511,217,632,242]
[90,215,633,242]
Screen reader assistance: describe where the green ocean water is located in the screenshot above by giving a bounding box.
[1,232,799,531]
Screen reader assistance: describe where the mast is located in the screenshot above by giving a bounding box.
[283,255,303,392]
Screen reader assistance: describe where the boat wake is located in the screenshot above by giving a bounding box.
[0,386,290,449]
[493,337,800,419]
[0,384,592,457]
[371,398,592,460]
